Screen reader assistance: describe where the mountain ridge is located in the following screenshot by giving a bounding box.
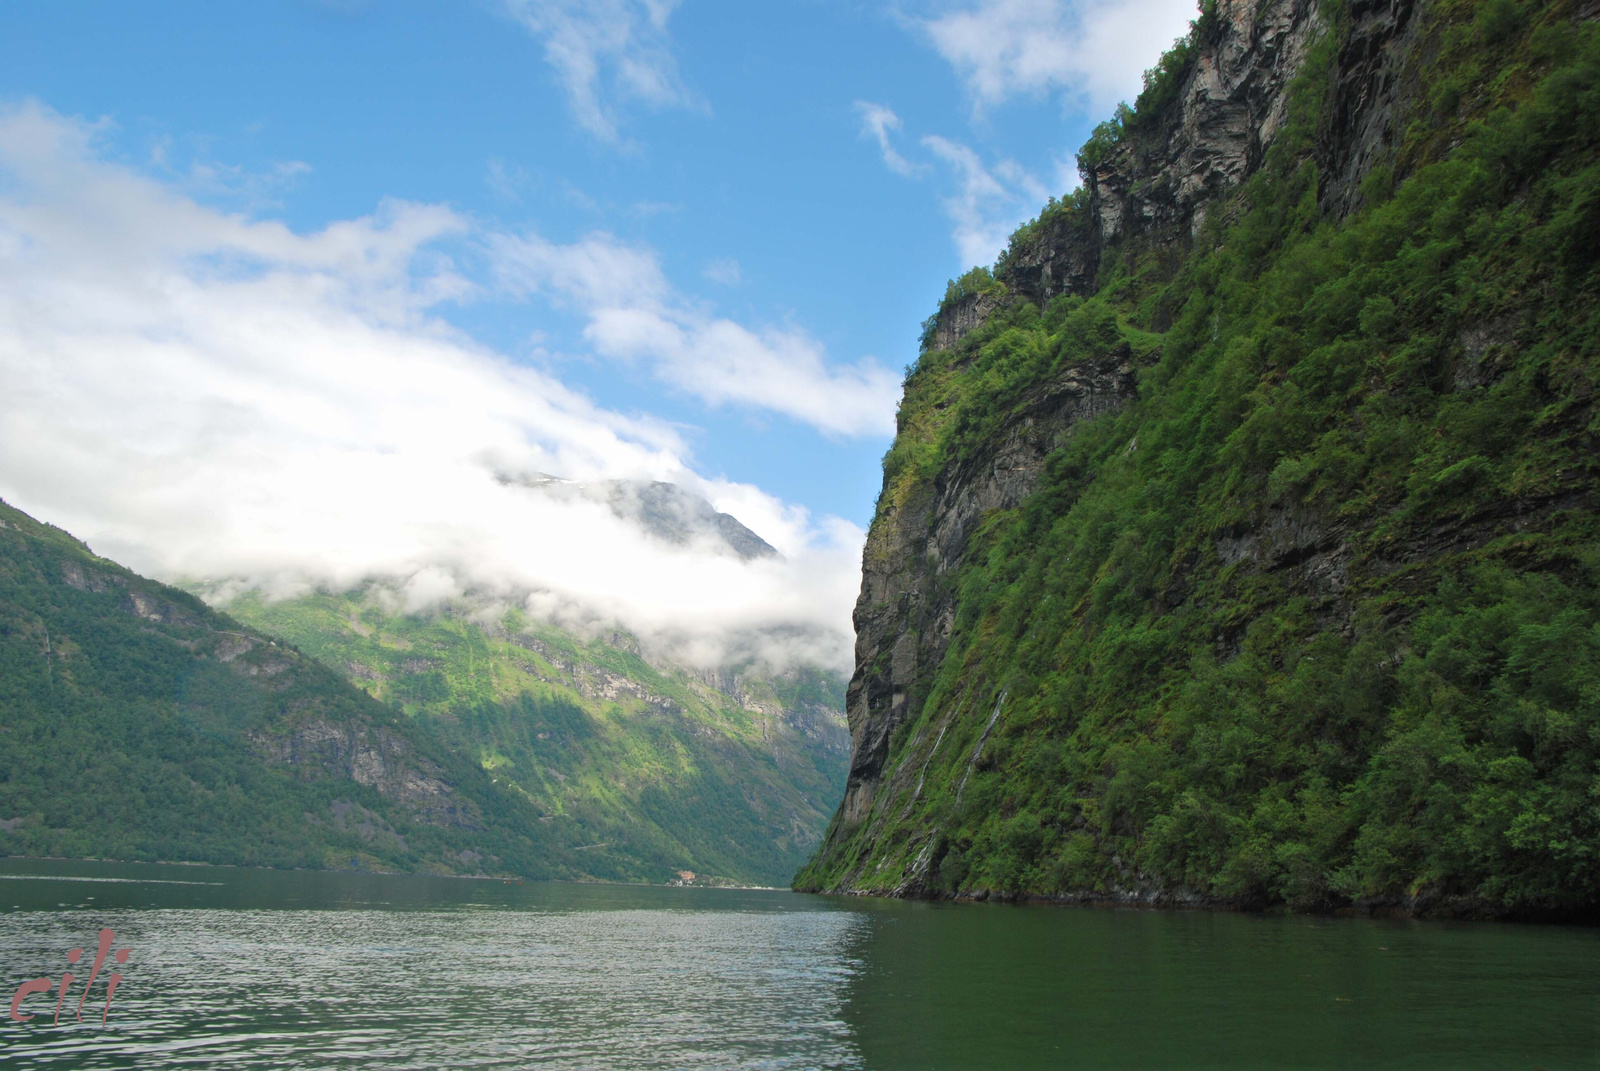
[502,473,781,560]
[0,497,848,885]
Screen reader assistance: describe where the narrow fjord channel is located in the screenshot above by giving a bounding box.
[2,860,1594,1069]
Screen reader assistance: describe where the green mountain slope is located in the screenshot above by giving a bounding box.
[217,588,849,885]
[0,499,566,876]
[800,0,1600,918]
[0,497,848,885]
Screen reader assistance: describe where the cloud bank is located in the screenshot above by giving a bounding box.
[0,102,871,672]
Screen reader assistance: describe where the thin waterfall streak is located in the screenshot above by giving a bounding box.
[910,702,961,807]
[955,691,1007,807]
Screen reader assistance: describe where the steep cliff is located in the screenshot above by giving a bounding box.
[799,0,1600,919]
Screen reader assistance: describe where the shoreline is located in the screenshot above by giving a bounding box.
[0,853,791,893]
[798,882,1600,927]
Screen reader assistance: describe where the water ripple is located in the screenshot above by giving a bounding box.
[1,906,865,1069]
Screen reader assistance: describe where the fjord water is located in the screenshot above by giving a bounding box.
[1,859,1594,1069]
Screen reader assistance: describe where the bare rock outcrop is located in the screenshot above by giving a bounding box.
[1088,0,1323,249]
[840,353,1138,826]
[252,719,481,830]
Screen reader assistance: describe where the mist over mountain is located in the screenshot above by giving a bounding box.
[0,102,865,679]
[504,474,781,561]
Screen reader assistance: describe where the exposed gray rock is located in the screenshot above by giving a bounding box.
[1088,0,1321,250]
[322,799,411,854]
[1454,314,1518,390]
[212,633,257,663]
[1001,213,1099,307]
[252,718,481,830]
[504,473,779,560]
[932,289,1005,351]
[1318,0,1423,218]
[59,561,116,593]
[923,0,1422,334]
[837,352,1138,828]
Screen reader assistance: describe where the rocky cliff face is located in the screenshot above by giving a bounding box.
[836,0,1354,853]
[841,353,1137,825]
[507,475,780,560]
[1087,0,1322,247]
[250,718,481,830]
[963,0,1424,329]
[805,0,1600,916]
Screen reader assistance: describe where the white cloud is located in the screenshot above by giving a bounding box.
[702,257,742,286]
[502,0,695,144]
[0,102,861,672]
[855,101,920,177]
[489,231,901,437]
[922,135,1050,268]
[921,0,1198,117]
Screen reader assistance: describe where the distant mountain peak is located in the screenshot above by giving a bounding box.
[502,473,780,561]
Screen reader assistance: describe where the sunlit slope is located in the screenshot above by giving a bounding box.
[223,589,849,885]
[800,1,1600,917]
[0,499,568,877]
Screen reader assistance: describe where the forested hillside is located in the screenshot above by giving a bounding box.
[799,0,1600,919]
[0,497,847,885]
[222,588,848,885]
[0,498,561,876]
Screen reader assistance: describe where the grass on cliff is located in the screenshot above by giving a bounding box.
[801,0,1600,914]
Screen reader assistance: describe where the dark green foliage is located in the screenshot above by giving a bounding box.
[1130,37,1193,124]
[943,266,998,304]
[0,500,563,877]
[1076,114,1128,171]
[801,1,1600,916]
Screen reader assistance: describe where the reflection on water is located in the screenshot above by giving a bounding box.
[840,897,1600,1070]
[1,858,1596,1069]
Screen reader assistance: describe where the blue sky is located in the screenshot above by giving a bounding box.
[0,0,1196,668]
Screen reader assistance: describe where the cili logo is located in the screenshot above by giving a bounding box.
[8,928,130,1026]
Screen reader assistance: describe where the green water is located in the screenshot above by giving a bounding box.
[1,858,1595,1068]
